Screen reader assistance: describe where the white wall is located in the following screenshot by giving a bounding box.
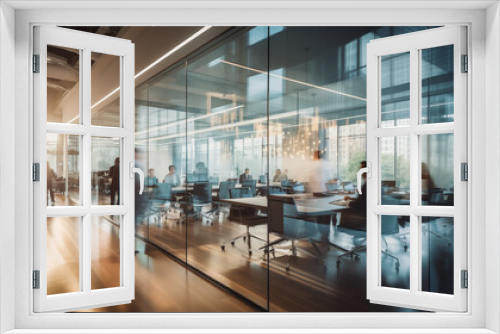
[485,3,500,333]
[0,2,16,333]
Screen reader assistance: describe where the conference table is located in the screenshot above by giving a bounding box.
[171,182,282,194]
[220,193,349,217]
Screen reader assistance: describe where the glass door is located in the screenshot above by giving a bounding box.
[33,26,137,312]
[365,26,467,312]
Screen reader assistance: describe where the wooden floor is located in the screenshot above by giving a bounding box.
[48,192,453,312]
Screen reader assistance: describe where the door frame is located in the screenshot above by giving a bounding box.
[2,3,497,333]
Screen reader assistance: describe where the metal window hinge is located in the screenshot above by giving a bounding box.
[32,270,40,289]
[461,270,468,289]
[33,163,40,182]
[461,54,468,73]
[461,162,468,181]
[33,54,40,73]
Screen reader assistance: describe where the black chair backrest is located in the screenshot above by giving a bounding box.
[193,182,212,204]
[229,187,252,199]
[429,188,444,205]
[268,195,301,235]
[242,180,257,196]
[152,183,172,201]
[218,181,236,200]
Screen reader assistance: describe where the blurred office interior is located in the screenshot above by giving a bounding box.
[45,26,455,312]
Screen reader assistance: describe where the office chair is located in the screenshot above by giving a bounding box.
[264,195,325,271]
[209,180,236,217]
[148,183,172,226]
[242,179,257,196]
[325,182,339,193]
[182,181,214,225]
[342,181,355,193]
[221,187,267,256]
[336,197,405,271]
[259,185,284,196]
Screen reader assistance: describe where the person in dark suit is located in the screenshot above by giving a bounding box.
[109,157,120,205]
[47,161,56,205]
[239,168,252,184]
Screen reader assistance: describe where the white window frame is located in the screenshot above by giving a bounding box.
[33,26,136,313]
[365,26,467,312]
[1,2,499,333]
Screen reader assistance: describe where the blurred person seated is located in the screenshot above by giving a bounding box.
[272,169,281,182]
[193,162,208,178]
[239,168,252,184]
[277,169,288,182]
[145,168,159,188]
[164,165,180,187]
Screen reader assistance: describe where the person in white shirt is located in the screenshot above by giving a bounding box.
[277,169,288,182]
[163,165,180,187]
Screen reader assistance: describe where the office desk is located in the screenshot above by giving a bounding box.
[171,182,281,194]
[220,194,348,216]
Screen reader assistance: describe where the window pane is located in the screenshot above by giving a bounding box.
[421,45,454,124]
[186,26,268,310]
[91,216,121,290]
[47,45,80,124]
[421,133,454,206]
[91,52,121,127]
[380,215,409,290]
[380,52,410,127]
[47,133,80,206]
[92,137,121,207]
[47,216,80,295]
[146,66,187,261]
[380,136,410,205]
[421,216,454,294]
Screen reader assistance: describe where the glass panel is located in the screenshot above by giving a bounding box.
[421,216,454,294]
[380,52,410,127]
[146,66,187,261]
[421,133,454,206]
[380,136,410,205]
[135,86,150,240]
[380,215,409,290]
[47,45,80,124]
[91,137,121,207]
[47,133,80,206]
[186,27,268,310]
[421,45,454,124]
[91,216,121,290]
[47,216,80,295]
[91,52,121,127]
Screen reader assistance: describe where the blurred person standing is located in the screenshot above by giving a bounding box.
[305,151,332,193]
[109,157,120,205]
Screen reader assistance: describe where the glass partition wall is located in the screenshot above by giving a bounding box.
[125,26,455,312]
